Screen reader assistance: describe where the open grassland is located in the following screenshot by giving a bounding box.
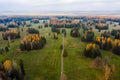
[0,22,120,80]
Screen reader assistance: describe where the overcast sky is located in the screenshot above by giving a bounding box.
[0,0,120,14]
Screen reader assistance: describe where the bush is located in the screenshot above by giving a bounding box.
[27,28,39,34]
[94,57,103,68]
[62,29,66,33]
[53,32,58,39]
[82,30,94,42]
[4,46,9,52]
[0,48,4,54]
[70,28,80,37]
[51,27,60,34]
[63,49,68,57]
[44,23,49,27]
[38,25,42,29]
[112,39,120,55]
[84,43,101,58]
[20,34,46,51]
[2,29,20,40]
[95,37,113,50]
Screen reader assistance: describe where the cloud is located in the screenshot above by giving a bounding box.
[0,0,120,14]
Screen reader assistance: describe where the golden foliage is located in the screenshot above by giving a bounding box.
[104,64,115,80]
[95,37,113,45]
[104,65,111,80]
[3,60,12,71]
[22,34,41,44]
[113,39,119,47]
[95,36,101,42]
[86,43,98,51]
[3,29,19,35]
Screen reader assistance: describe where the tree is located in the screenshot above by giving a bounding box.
[5,46,9,52]
[63,49,68,57]
[84,43,101,58]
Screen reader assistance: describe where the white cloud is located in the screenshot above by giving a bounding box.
[0,0,120,13]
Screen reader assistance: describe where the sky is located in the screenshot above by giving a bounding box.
[0,0,120,14]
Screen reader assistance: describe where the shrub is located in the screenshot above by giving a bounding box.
[27,28,39,34]
[20,34,46,51]
[0,48,4,54]
[112,39,120,55]
[62,29,66,33]
[2,29,20,40]
[51,27,60,34]
[84,43,101,58]
[70,28,80,37]
[38,26,42,29]
[44,23,49,27]
[5,46,9,52]
[53,32,58,39]
[82,30,94,42]
[94,57,103,68]
[63,49,68,57]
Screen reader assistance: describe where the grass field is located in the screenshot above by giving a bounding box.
[0,21,120,80]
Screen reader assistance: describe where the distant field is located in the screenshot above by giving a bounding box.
[0,21,120,80]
